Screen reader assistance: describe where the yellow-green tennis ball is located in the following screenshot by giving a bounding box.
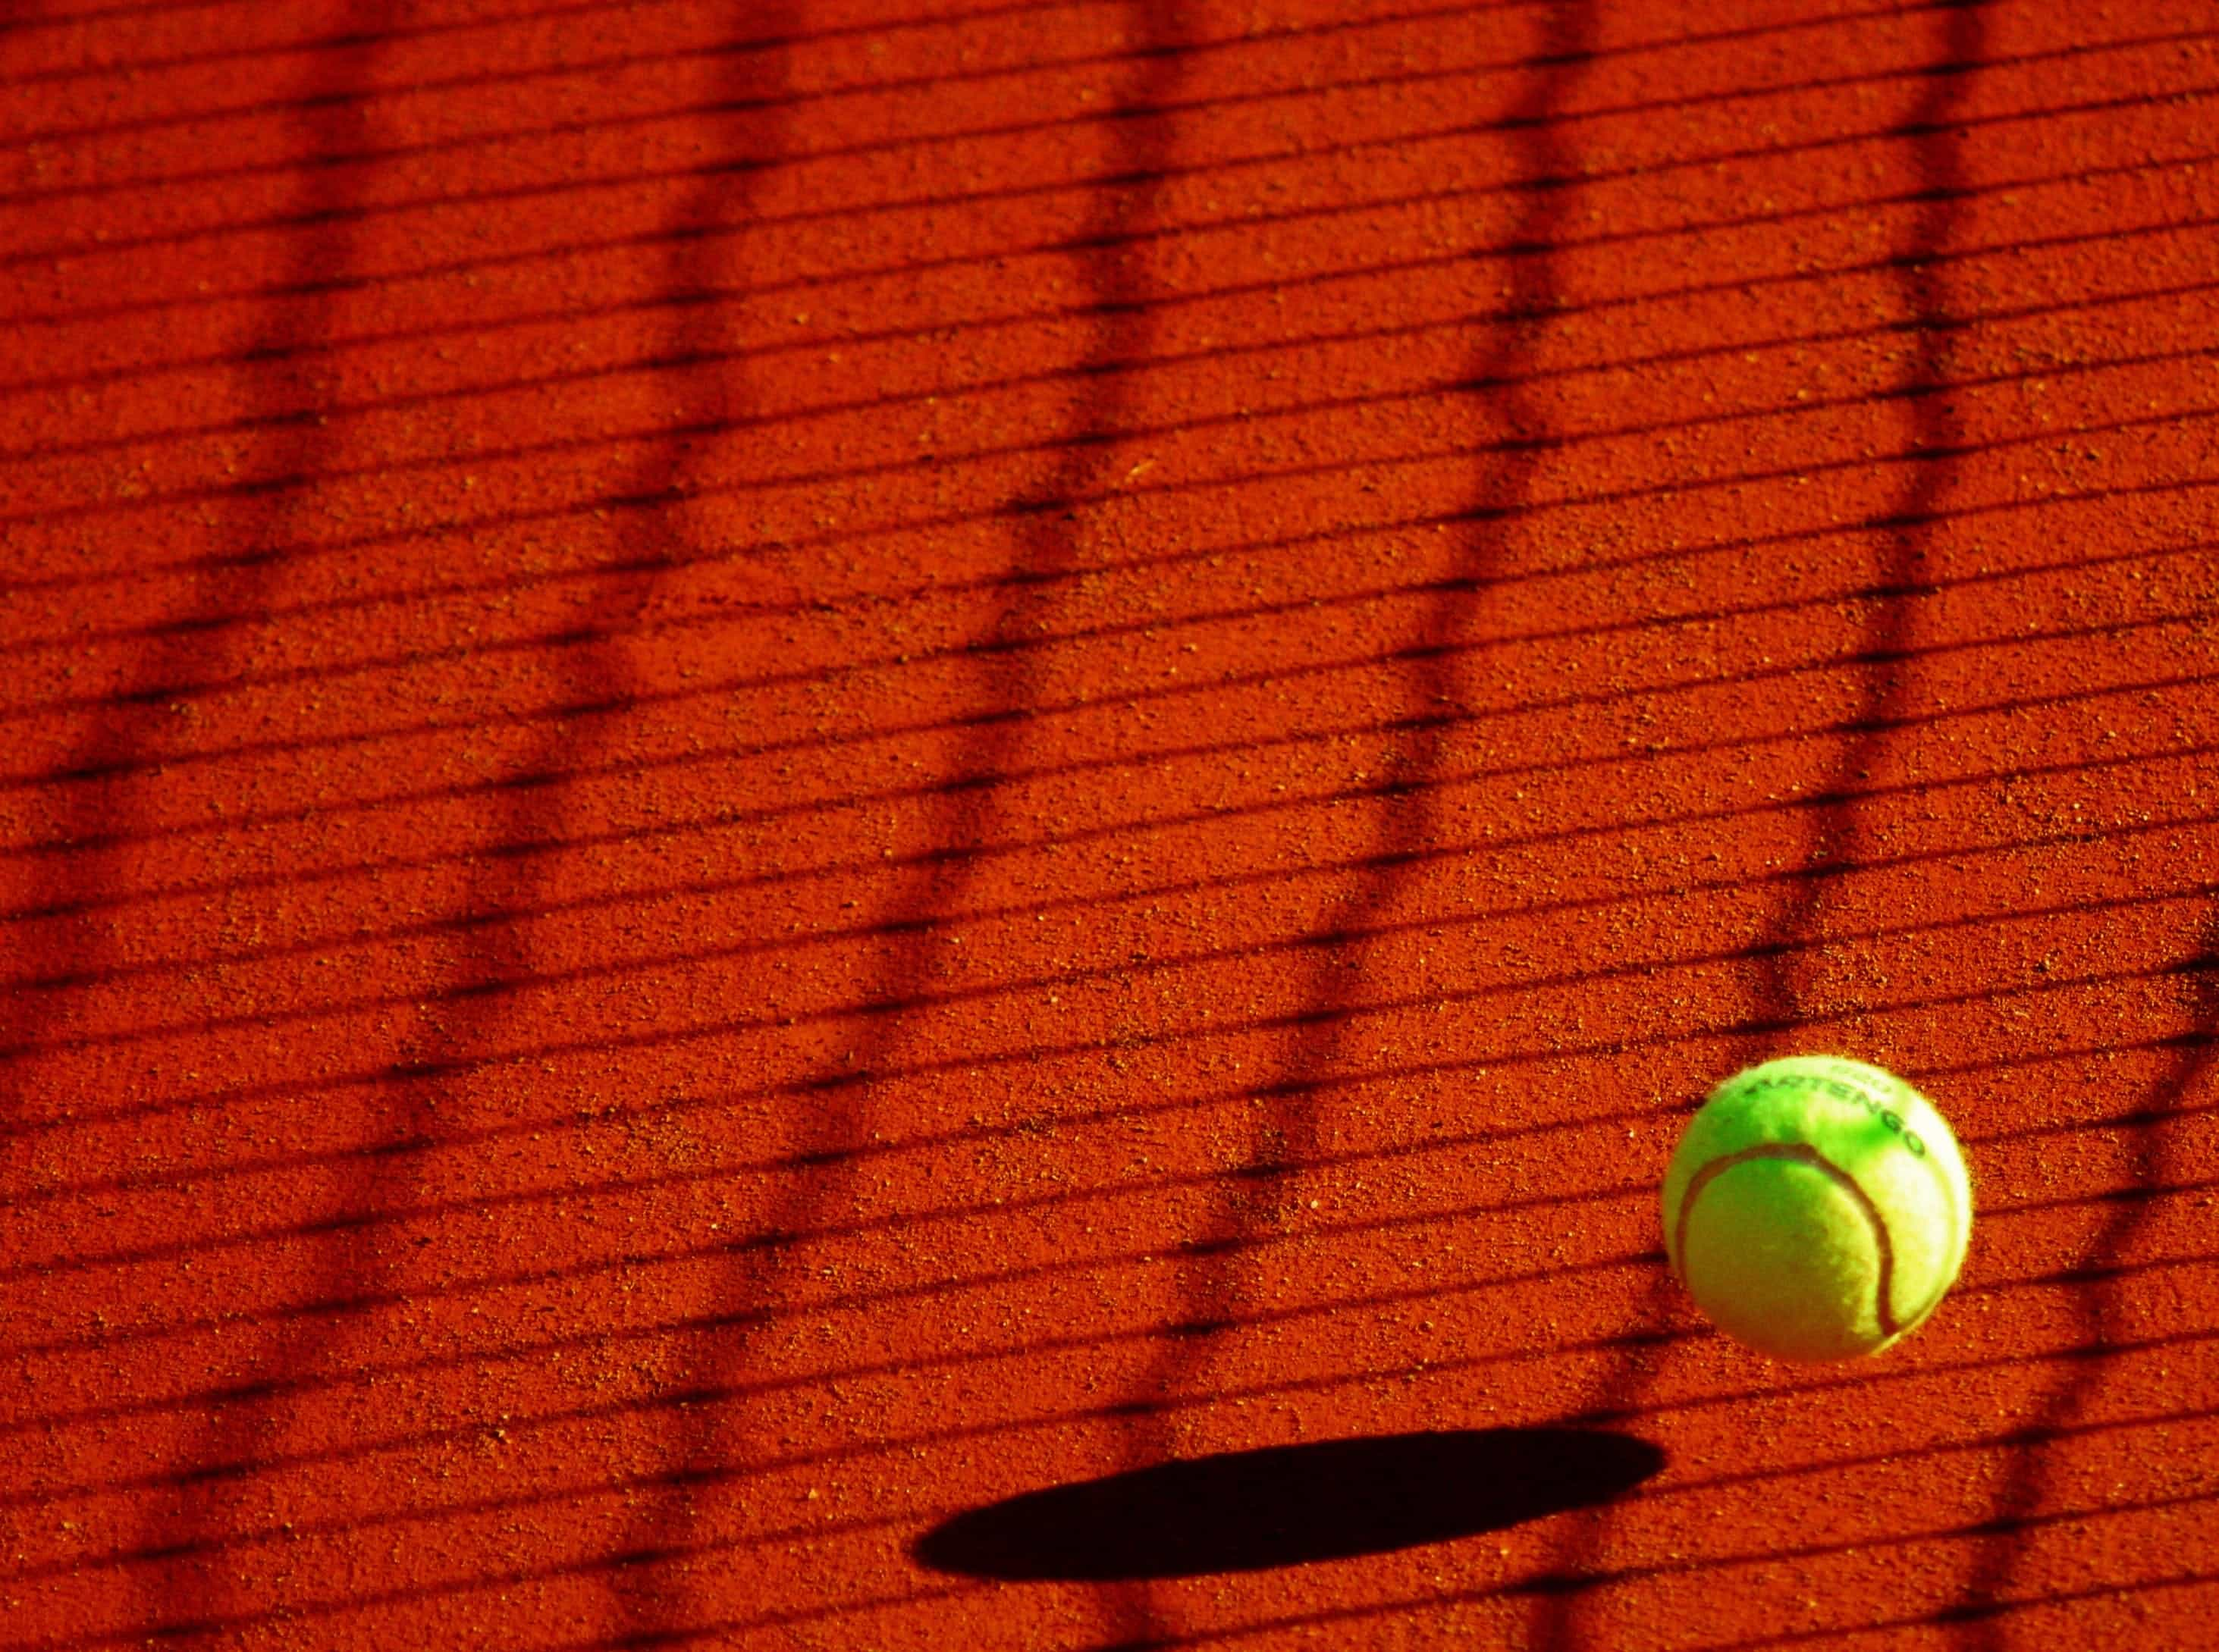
[1661,1055,1972,1362]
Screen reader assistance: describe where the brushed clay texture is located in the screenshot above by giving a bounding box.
[2,3,2216,1650]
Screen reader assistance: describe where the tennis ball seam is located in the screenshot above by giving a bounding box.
[1674,1142,1904,1340]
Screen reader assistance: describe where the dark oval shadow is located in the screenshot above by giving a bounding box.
[912,1426,1665,1580]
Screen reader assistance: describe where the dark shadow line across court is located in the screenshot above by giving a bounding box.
[0,0,1507,100]
[8,1196,1671,1505]
[7,400,2214,812]
[7,1024,2214,1432]
[17,1329,2214,1646]
[0,0,1580,164]
[9,272,2210,561]
[1,0,1117,47]
[9,180,2211,482]
[5,714,2211,1163]
[4,525,2211,930]
[10,47,2208,351]
[13,1190,2209,1526]
[8,1014,2216,1382]
[8,756,2211,1245]
[1530,10,1988,1642]
[241,1485,2219,1652]
[6,6,2193,320]
[6,607,2208,1071]
[1716,1566,2219,1650]
[6,368,2213,709]
[13,1112,2211,1490]
[12,1191,2216,1572]
[11,0,1810,197]
[32,8,412,1643]
[0,0,2025,285]
[1949,901,2219,1648]
[618,2,1182,1638]
[96,0,804,1641]
[9,602,2207,1000]
[1,512,2198,905]
[17,1224,2214,1589]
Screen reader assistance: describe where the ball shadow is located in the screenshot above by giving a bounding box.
[912,1425,1665,1581]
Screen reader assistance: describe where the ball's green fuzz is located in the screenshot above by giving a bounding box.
[1661,1055,1973,1362]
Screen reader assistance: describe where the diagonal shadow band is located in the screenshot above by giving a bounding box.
[1526,8,1992,1647]
[912,1428,1664,1581]
[11,11,2202,312]
[6,0,2002,193]
[1950,905,2219,1647]
[1077,11,1599,1638]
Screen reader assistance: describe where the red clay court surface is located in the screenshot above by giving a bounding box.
[2,1,2217,1647]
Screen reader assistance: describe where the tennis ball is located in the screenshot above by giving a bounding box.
[1661,1055,1972,1362]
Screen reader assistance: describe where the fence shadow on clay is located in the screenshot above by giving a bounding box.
[8,11,2212,345]
[0,0,1580,233]
[4,5,2217,1651]
[1522,0,1984,1638]
[1525,2,2219,1641]
[6,999,2217,1379]
[0,5,526,1649]
[582,2,1210,1641]
[0,0,1135,97]
[2,591,2215,1022]
[1,414,2209,888]
[0,558,2211,1115]
[5,2,818,1647]
[17,1319,2219,1647]
[9,1046,2219,1425]
[8,1183,2217,1551]
[8,151,2217,552]
[5,276,2214,695]
[8,696,2210,1161]
[8,485,2201,882]
[2,742,2213,1353]
[8,0,2201,1188]
[1948,910,2219,1648]
[1083,11,1605,1643]
[12,0,1182,1643]
[2,374,2210,878]
[1,750,2209,1205]
[7,239,2216,575]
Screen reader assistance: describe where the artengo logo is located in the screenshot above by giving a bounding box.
[1734,1074,1930,1158]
